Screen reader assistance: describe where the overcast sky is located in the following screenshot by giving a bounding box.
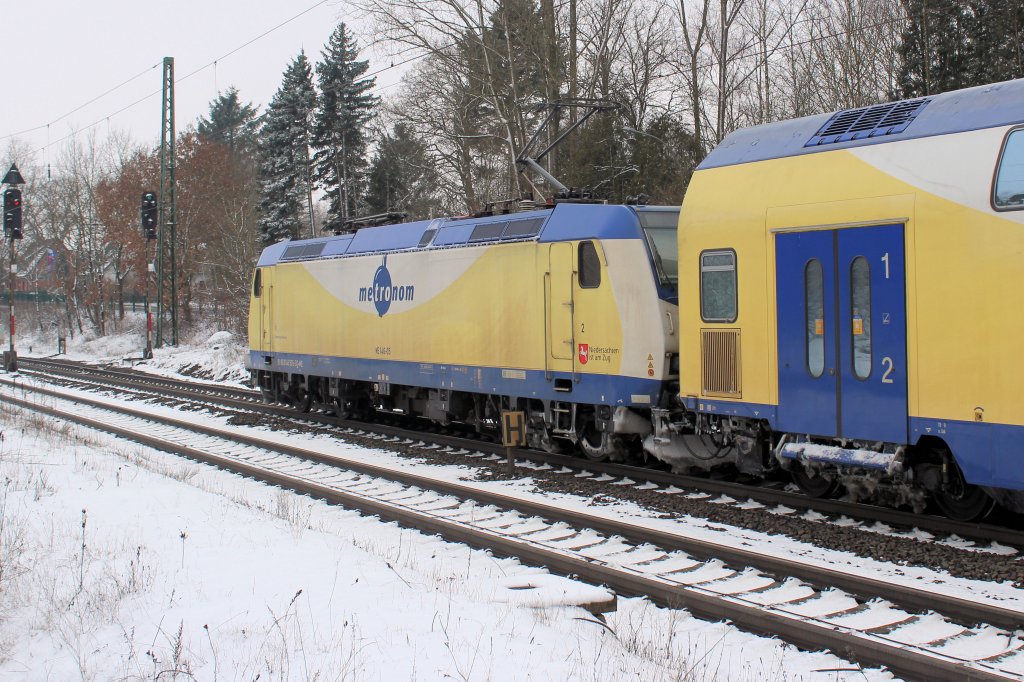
[1,0,401,167]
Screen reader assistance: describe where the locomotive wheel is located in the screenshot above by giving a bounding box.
[333,397,351,421]
[577,419,622,462]
[791,466,841,498]
[282,388,312,413]
[578,421,609,461]
[579,437,608,461]
[934,476,995,521]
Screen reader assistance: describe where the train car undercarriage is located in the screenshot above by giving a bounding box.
[252,368,667,463]
[252,367,1014,521]
[650,410,1007,521]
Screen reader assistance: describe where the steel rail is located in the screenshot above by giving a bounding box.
[23,357,1024,552]
[0,379,1016,682]
[23,356,256,401]
[6,376,1024,630]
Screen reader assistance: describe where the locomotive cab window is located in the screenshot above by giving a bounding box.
[700,250,737,322]
[638,209,679,288]
[994,128,1024,210]
[578,241,601,288]
[252,269,262,298]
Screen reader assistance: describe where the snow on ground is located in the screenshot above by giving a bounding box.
[0,394,887,680]
[24,317,250,385]
[20,366,1024,614]
[0,331,898,680]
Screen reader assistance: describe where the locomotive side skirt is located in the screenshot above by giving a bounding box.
[249,351,662,406]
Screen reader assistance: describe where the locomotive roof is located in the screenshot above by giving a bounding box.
[699,77,1024,171]
[256,203,677,267]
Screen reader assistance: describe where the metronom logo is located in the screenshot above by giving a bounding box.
[359,254,415,317]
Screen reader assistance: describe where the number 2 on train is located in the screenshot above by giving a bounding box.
[881,356,894,384]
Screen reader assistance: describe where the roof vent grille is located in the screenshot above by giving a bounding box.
[805,98,930,147]
[281,242,326,261]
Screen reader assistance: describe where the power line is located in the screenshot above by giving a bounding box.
[0,63,161,143]
[14,0,967,156]
[20,0,339,155]
[177,0,331,83]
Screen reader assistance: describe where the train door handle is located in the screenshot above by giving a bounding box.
[828,368,835,376]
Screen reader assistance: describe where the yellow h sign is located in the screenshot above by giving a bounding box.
[502,411,527,447]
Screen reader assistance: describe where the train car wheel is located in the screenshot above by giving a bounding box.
[791,466,840,498]
[577,422,610,462]
[934,475,995,521]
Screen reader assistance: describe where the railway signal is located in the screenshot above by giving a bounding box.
[2,164,23,373]
[140,191,157,240]
[3,188,22,240]
[140,191,158,359]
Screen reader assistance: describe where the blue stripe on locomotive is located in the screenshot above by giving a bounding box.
[250,351,663,407]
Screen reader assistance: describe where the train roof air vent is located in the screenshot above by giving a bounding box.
[281,242,326,260]
[805,97,930,147]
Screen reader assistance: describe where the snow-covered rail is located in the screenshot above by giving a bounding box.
[2,375,1023,681]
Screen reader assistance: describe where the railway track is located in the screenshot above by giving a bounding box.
[19,356,1024,553]
[3,367,1024,679]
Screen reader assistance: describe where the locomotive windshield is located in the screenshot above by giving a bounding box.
[638,209,679,288]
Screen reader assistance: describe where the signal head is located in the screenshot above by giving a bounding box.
[3,188,22,239]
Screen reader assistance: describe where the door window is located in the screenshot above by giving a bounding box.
[850,256,872,379]
[700,250,737,322]
[805,259,825,378]
[252,268,262,298]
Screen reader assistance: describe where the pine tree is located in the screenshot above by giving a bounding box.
[898,0,1024,97]
[197,87,259,156]
[970,1,1024,85]
[480,0,554,194]
[484,0,548,102]
[365,123,440,219]
[256,52,317,245]
[620,114,700,205]
[312,22,379,231]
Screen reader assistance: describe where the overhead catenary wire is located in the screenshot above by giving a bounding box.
[15,0,340,155]
[8,0,976,157]
[0,63,161,143]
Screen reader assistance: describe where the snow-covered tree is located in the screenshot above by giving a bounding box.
[312,22,379,230]
[257,52,317,245]
[197,87,259,157]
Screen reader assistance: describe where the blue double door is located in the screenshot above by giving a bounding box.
[775,224,908,443]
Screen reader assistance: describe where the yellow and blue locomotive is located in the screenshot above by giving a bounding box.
[667,78,1024,519]
[248,203,680,459]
